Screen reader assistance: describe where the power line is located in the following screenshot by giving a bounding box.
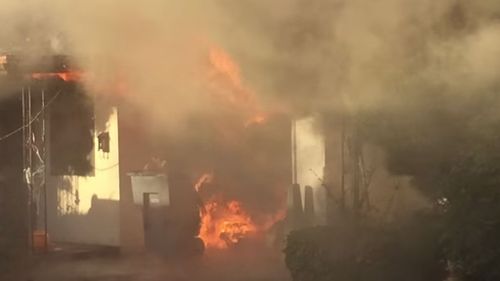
[0,90,62,142]
[95,163,119,171]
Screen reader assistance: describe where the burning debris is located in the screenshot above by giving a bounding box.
[194,172,286,250]
[199,198,257,249]
[194,173,255,249]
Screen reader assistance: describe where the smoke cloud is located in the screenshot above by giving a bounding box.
[2,1,499,128]
[2,0,500,226]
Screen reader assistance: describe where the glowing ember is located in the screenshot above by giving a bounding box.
[31,71,84,82]
[199,198,257,249]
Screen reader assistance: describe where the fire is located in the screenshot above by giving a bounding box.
[208,47,245,92]
[199,198,257,249]
[207,46,268,127]
[31,71,84,82]
[193,47,284,249]
[244,113,268,127]
[194,173,286,249]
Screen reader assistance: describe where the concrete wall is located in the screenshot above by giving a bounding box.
[46,108,120,246]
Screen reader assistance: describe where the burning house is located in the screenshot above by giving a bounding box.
[0,42,428,260]
[0,49,295,255]
[1,49,426,260]
[0,54,120,250]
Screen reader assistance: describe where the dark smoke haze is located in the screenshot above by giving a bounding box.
[2,0,500,243]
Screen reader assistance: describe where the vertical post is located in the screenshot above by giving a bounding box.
[42,89,48,253]
[291,118,298,184]
[21,87,31,252]
[28,86,34,252]
[351,124,361,217]
[22,87,26,172]
[340,115,345,211]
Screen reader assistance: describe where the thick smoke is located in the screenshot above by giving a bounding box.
[2,0,500,229]
[215,0,500,120]
[0,1,500,124]
[0,0,292,220]
[1,1,217,131]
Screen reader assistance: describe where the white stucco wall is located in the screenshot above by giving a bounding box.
[293,116,327,225]
[47,107,120,246]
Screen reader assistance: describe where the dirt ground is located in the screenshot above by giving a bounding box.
[1,244,291,281]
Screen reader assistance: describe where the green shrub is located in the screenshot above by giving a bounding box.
[284,215,446,281]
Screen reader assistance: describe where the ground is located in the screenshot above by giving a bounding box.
[1,243,291,281]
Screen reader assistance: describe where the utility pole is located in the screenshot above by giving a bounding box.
[42,89,48,253]
[28,86,34,252]
[291,118,298,185]
[351,122,362,218]
[21,86,30,253]
[22,85,34,253]
[21,82,50,253]
[340,115,346,212]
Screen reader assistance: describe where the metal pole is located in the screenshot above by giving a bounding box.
[42,89,48,253]
[340,116,345,211]
[22,87,26,173]
[291,118,298,184]
[351,124,361,217]
[21,87,31,252]
[28,86,34,252]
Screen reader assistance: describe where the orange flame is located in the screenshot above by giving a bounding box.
[195,174,287,249]
[244,113,268,127]
[199,198,257,249]
[207,46,268,127]
[31,71,84,82]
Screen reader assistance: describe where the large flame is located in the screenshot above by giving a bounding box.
[207,46,268,127]
[199,198,257,249]
[194,173,286,249]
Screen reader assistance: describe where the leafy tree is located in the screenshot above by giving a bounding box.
[285,215,446,281]
[359,88,500,280]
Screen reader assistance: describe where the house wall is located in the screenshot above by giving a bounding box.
[46,107,120,246]
[293,116,328,225]
[293,116,430,227]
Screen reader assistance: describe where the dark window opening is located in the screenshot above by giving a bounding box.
[49,81,94,176]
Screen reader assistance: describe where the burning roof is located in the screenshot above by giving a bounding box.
[0,54,80,79]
